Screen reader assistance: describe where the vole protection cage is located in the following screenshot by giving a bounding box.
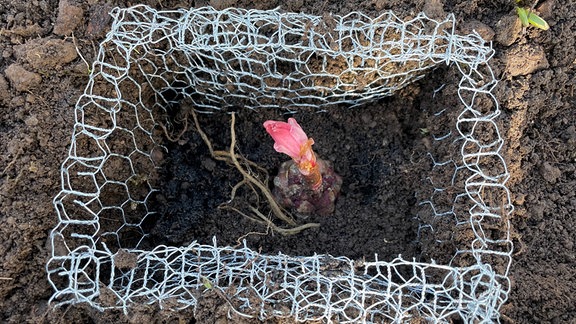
[48,5,513,323]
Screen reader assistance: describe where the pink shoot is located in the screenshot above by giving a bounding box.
[263,118,321,190]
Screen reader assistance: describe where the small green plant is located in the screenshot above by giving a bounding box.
[515,1,549,30]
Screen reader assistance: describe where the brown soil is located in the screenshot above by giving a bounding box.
[1,0,574,323]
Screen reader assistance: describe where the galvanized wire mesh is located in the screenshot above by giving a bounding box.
[47,5,512,322]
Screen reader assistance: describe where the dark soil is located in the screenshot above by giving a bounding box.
[148,93,429,261]
[1,0,575,323]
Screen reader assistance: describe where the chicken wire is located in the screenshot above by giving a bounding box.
[47,5,513,323]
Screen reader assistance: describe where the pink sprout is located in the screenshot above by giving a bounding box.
[263,118,318,176]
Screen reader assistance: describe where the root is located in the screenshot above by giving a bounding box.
[159,108,190,142]
[191,110,320,235]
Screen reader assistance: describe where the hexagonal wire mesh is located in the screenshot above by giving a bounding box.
[47,5,512,322]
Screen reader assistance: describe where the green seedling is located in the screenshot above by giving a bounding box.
[515,3,549,30]
[201,276,213,289]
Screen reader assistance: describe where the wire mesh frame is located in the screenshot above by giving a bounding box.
[47,5,513,323]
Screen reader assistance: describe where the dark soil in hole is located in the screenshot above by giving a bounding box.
[148,86,433,260]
